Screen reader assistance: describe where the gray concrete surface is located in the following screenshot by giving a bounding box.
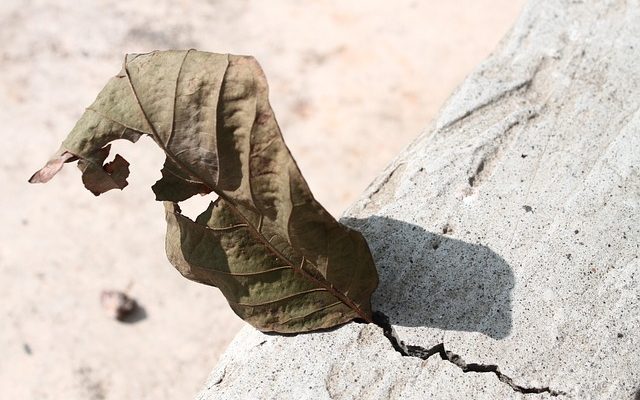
[198,0,640,398]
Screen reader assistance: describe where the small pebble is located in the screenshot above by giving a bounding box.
[100,290,137,321]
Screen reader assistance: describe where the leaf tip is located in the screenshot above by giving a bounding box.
[28,152,76,184]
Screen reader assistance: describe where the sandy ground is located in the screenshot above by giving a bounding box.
[0,1,524,398]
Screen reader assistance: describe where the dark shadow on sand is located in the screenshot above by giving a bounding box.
[120,304,148,324]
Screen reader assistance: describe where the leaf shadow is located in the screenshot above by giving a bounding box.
[342,216,513,339]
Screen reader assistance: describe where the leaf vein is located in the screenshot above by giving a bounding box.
[278,301,343,325]
[189,263,294,277]
[85,107,150,135]
[166,49,192,148]
[229,288,328,307]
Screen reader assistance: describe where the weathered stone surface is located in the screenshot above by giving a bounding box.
[198,0,640,398]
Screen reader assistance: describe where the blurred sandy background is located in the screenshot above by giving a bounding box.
[1,1,524,398]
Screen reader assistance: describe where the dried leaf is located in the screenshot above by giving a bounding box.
[78,145,130,195]
[28,151,76,183]
[30,50,379,332]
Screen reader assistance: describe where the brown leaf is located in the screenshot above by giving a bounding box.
[78,145,130,195]
[29,50,379,333]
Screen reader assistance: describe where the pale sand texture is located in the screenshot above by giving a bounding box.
[0,1,523,398]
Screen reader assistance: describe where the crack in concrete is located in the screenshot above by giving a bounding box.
[438,77,533,131]
[372,311,566,397]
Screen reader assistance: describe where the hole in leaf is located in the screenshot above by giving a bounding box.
[106,136,165,188]
[178,193,219,221]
